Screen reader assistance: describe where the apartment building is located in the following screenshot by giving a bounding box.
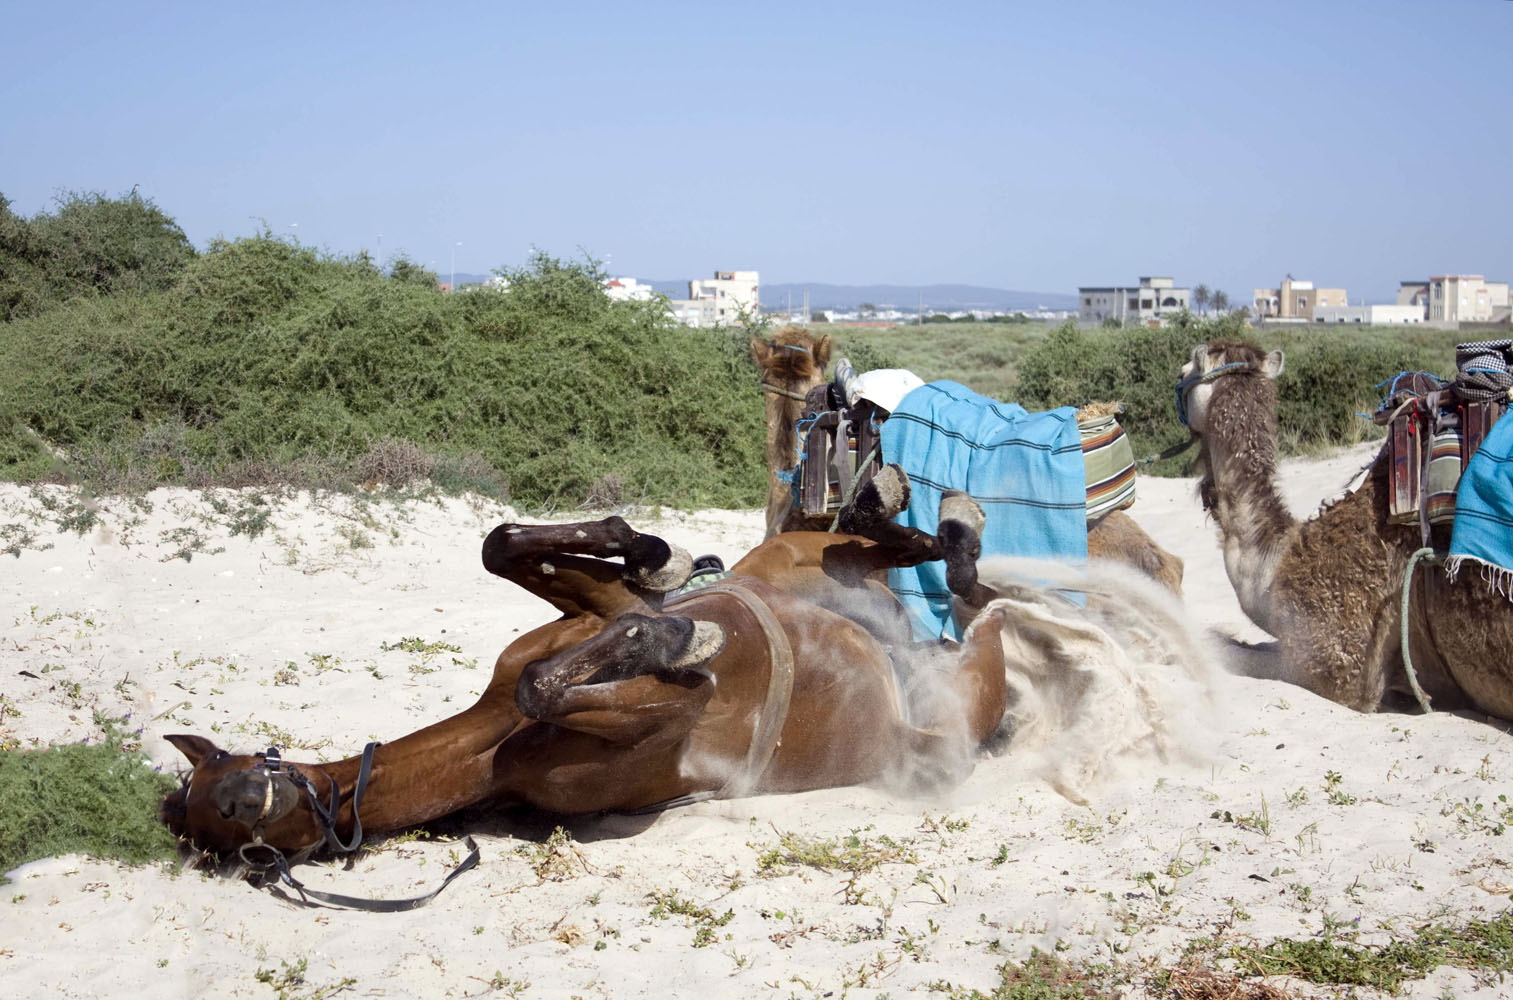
[666,269,760,327]
[1252,277,1348,321]
[1078,276,1190,325]
[1398,275,1510,323]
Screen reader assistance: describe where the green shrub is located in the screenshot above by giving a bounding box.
[0,190,194,321]
[0,242,768,509]
[1016,313,1463,473]
[0,721,179,881]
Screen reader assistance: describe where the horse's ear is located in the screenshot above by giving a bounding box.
[1262,349,1285,379]
[813,335,832,367]
[750,336,772,368]
[165,733,222,768]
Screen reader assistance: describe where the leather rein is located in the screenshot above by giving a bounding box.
[236,741,479,911]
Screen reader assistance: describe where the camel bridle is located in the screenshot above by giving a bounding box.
[233,741,481,911]
[1174,361,1253,429]
[760,344,818,400]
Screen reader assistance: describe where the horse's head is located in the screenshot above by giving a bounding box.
[160,734,329,857]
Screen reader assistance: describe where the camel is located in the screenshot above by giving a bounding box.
[753,324,836,537]
[751,327,1184,595]
[1177,339,1513,721]
[160,470,1013,859]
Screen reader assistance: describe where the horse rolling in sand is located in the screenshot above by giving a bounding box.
[160,469,1013,859]
[751,327,1184,594]
[1177,340,1513,721]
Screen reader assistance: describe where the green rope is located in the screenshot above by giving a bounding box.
[1400,547,1443,714]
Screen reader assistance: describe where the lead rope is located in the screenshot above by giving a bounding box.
[1399,547,1442,714]
[238,741,480,911]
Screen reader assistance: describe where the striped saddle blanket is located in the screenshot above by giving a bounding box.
[1375,360,1511,536]
[795,388,1137,525]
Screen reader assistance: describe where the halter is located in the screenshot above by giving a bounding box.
[760,344,818,400]
[1174,361,1253,428]
[234,741,480,911]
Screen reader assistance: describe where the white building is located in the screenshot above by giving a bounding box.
[666,269,760,327]
[1078,276,1190,325]
[666,298,716,327]
[603,276,655,302]
[1314,304,1425,325]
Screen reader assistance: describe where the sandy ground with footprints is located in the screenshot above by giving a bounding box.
[2,442,1510,999]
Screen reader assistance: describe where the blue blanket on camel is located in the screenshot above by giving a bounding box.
[881,380,1087,641]
[1448,409,1513,597]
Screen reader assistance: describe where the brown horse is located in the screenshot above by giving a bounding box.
[160,471,1010,859]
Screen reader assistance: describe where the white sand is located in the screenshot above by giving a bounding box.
[2,447,1510,999]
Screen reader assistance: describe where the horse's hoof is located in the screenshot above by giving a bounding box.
[939,490,985,536]
[840,463,911,533]
[670,620,726,671]
[871,463,911,518]
[630,543,692,592]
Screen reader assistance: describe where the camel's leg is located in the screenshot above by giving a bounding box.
[1275,596,1392,712]
[482,518,691,619]
[514,613,719,745]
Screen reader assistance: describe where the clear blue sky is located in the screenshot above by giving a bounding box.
[3,0,1509,301]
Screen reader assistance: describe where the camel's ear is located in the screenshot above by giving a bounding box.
[1261,349,1285,379]
[813,335,832,368]
[750,336,772,368]
[1187,343,1209,375]
[165,733,223,768]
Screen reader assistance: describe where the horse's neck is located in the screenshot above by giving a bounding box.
[320,694,523,835]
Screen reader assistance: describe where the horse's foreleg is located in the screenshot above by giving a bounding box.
[515,613,720,745]
[482,518,692,618]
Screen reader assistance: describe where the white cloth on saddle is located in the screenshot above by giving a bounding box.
[851,368,924,414]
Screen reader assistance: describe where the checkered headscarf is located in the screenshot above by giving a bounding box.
[1455,339,1513,401]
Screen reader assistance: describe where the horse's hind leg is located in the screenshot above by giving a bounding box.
[482,518,692,619]
[909,605,1009,746]
[514,613,721,744]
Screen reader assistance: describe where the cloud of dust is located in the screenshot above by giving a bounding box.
[970,555,1225,804]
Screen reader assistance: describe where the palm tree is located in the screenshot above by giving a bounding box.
[1211,289,1230,314]
[1192,284,1211,316]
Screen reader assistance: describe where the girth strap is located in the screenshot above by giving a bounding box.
[664,581,795,800]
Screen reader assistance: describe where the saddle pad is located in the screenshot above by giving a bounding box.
[1448,410,1513,597]
[1080,413,1137,521]
[882,380,1087,641]
[796,401,1135,524]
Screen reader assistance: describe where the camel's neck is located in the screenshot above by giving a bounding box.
[314,691,521,837]
[1197,424,1298,633]
[761,378,816,473]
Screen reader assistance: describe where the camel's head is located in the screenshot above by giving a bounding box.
[1176,340,1284,434]
[160,734,328,857]
[751,325,831,386]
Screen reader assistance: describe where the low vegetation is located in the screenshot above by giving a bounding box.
[0,717,178,881]
[0,189,1475,508]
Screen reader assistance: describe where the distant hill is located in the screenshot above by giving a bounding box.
[744,282,1074,313]
[454,273,1076,313]
[761,282,1074,313]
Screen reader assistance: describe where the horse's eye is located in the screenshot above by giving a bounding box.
[212,750,230,763]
